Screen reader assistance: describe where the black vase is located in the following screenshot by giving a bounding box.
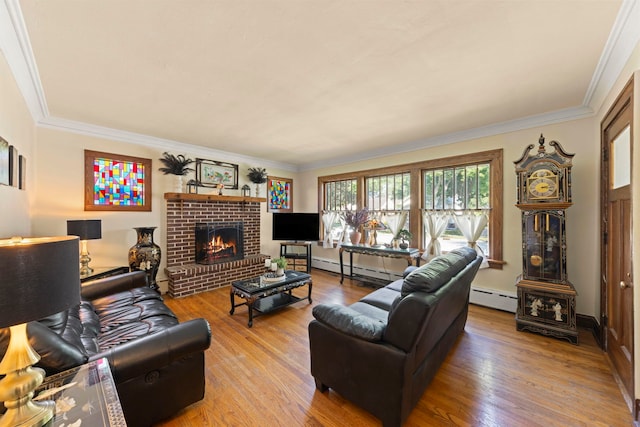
[128,226,161,291]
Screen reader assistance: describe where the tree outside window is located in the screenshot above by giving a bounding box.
[423,163,490,255]
[318,149,503,268]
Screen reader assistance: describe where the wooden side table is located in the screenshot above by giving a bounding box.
[280,242,312,272]
[34,358,126,426]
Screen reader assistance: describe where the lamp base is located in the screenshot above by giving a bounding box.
[0,324,54,427]
[79,240,93,275]
[79,262,94,276]
[0,398,54,427]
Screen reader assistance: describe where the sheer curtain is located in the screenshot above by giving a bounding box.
[451,209,490,269]
[322,211,339,248]
[382,212,408,242]
[421,211,450,261]
[338,213,349,247]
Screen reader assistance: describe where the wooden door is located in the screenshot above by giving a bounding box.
[601,77,634,407]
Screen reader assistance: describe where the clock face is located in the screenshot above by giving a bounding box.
[527,169,558,200]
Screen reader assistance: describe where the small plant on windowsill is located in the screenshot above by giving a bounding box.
[396,229,412,249]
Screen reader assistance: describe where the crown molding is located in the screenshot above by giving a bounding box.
[583,0,640,110]
[38,116,298,172]
[299,105,594,171]
[2,0,638,173]
[0,0,48,121]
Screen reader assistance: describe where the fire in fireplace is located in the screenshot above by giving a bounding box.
[195,222,244,264]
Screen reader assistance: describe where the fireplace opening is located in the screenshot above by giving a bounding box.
[195,222,244,264]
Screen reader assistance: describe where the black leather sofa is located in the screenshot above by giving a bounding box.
[308,246,482,427]
[0,271,211,427]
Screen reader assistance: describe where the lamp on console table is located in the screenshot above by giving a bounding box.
[0,236,80,427]
[67,219,102,275]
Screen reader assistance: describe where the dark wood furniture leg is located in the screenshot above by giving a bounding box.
[339,248,345,283]
[229,288,235,315]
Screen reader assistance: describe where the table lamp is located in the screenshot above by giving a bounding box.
[0,236,80,427]
[66,219,102,275]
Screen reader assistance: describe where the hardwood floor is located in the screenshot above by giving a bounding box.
[158,269,632,426]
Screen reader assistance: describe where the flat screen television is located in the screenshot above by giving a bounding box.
[272,212,320,242]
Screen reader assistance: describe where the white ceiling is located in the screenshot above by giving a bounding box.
[4,1,637,170]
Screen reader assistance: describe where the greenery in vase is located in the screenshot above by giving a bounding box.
[396,229,412,243]
[274,257,288,269]
[344,208,369,229]
[158,152,194,175]
[247,167,268,184]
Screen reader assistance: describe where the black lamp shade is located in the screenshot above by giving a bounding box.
[0,236,81,328]
[67,219,102,240]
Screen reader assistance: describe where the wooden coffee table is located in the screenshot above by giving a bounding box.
[230,270,312,327]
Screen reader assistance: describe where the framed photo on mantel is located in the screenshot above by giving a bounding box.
[196,158,239,189]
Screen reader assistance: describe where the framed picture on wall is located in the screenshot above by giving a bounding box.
[84,150,152,211]
[267,176,293,213]
[8,145,18,187]
[18,154,26,190]
[0,137,9,186]
[196,158,238,189]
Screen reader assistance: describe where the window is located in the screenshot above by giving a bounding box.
[318,149,503,268]
[366,173,410,245]
[423,163,490,256]
[324,178,357,211]
[323,178,357,241]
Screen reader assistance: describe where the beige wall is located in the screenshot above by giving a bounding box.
[0,52,35,237]
[31,127,292,292]
[298,119,600,316]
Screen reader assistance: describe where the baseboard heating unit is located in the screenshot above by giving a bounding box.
[469,287,517,313]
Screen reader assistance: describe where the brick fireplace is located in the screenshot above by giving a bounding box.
[164,193,268,297]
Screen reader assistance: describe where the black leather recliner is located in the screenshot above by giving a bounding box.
[0,271,211,426]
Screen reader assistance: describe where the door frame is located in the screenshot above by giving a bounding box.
[600,75,634,413]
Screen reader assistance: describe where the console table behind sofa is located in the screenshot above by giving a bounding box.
[339,243,421,283]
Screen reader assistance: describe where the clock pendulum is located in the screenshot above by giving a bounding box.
[513,134,578,344]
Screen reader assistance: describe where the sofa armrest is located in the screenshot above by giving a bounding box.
[89,318,211,383]
[81,271,148,300]
[312,304,385,341]
[403,266,418,278]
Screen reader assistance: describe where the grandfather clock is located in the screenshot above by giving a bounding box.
[514,134,578,344]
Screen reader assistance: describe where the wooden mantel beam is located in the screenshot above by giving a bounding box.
[164,193,266,203]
